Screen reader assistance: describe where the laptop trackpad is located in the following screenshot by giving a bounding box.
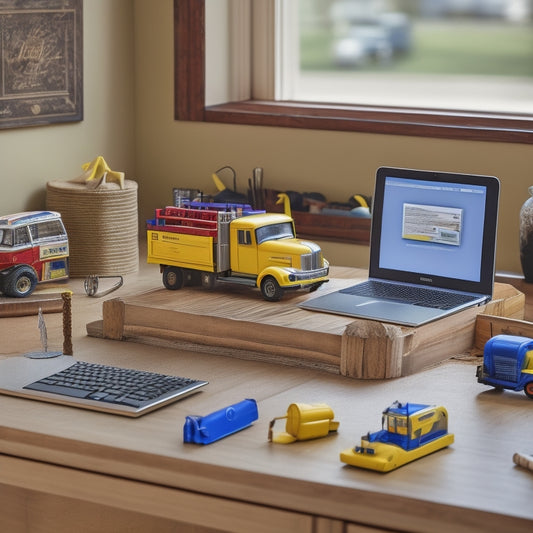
[349,298,442,325]
[302,293,444,326]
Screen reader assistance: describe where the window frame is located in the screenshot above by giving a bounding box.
[174,0,533,144]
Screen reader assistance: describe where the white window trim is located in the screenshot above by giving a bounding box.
[220,0,299,102]
[229,0,252,101]
[250,0,275,100]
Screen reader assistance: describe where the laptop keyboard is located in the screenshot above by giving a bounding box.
[23,361,208,409]
[340,280,478,310]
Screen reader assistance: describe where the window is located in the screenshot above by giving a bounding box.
[29,220,66,242]
[291,1,533,114]
[174,0,533,143]
[255,222,295,244]
[238,229,252,245]
[0,229,13,246]
[14,227,30,246]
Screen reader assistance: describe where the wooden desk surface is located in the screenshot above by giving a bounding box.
[1,264,533,533]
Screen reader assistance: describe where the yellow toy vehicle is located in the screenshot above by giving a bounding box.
[340,401,454,472]
[147,202,329,301]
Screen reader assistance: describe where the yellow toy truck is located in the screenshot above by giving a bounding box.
[146,202,329,301]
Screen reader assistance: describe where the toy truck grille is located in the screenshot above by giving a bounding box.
[300,244,323,271]
[492,355,520,382]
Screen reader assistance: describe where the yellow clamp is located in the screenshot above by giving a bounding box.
[268,403,339,444]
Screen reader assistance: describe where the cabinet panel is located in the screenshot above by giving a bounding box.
[314,518,400,533]
[314,517,345,533]
[1,485,214,533]
[0,455,312,533]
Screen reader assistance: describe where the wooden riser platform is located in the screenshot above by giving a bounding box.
[86,267,525,379]
[0,291,66,317]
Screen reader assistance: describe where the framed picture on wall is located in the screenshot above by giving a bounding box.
[0,0,82,129]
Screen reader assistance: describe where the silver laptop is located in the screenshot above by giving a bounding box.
[300,167,500,327]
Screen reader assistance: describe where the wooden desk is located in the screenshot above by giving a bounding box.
[1,265,533,533]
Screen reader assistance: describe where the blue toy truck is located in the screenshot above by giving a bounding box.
[477,334,533,399]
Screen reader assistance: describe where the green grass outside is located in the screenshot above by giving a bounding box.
[300,21,533,77]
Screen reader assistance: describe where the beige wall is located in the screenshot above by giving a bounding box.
[0,1,135,215]
[1,0,531,274]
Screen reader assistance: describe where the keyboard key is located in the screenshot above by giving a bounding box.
[26,381,93,398]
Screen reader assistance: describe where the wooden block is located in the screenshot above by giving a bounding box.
[341,321,408,379]
[495,273,533,321]
[484,283,525,320]
[474,314,533,354]
[102,298,125,340]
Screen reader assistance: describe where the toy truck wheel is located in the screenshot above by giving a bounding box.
[260,276,284,302]
[200,272,216,289]
[3,266,38,297]
[162,266,185,290]
[185,269,202,286]
[525,381,533,399]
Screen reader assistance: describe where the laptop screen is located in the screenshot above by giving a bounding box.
[370,167,500,295]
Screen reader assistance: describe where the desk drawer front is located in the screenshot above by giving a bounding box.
[0,455,312,533]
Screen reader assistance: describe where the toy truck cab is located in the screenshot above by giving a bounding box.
[0,211,69,297]
[477,334,533,399]
[228,213,329,300]
[377,402,450,449]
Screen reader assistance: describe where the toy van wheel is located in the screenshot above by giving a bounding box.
[524,381,533,399]
[162,266,185,290]
[261,276,283,302]
[3,265,38,297]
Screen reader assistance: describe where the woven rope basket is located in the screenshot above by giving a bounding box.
[46,179,139,277]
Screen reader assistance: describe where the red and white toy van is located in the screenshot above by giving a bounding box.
[0,211,69,297]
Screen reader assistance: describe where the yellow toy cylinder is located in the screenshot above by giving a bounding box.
[270,403,339,443]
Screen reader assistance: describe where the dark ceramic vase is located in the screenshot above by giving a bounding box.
[520,186,533,282]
